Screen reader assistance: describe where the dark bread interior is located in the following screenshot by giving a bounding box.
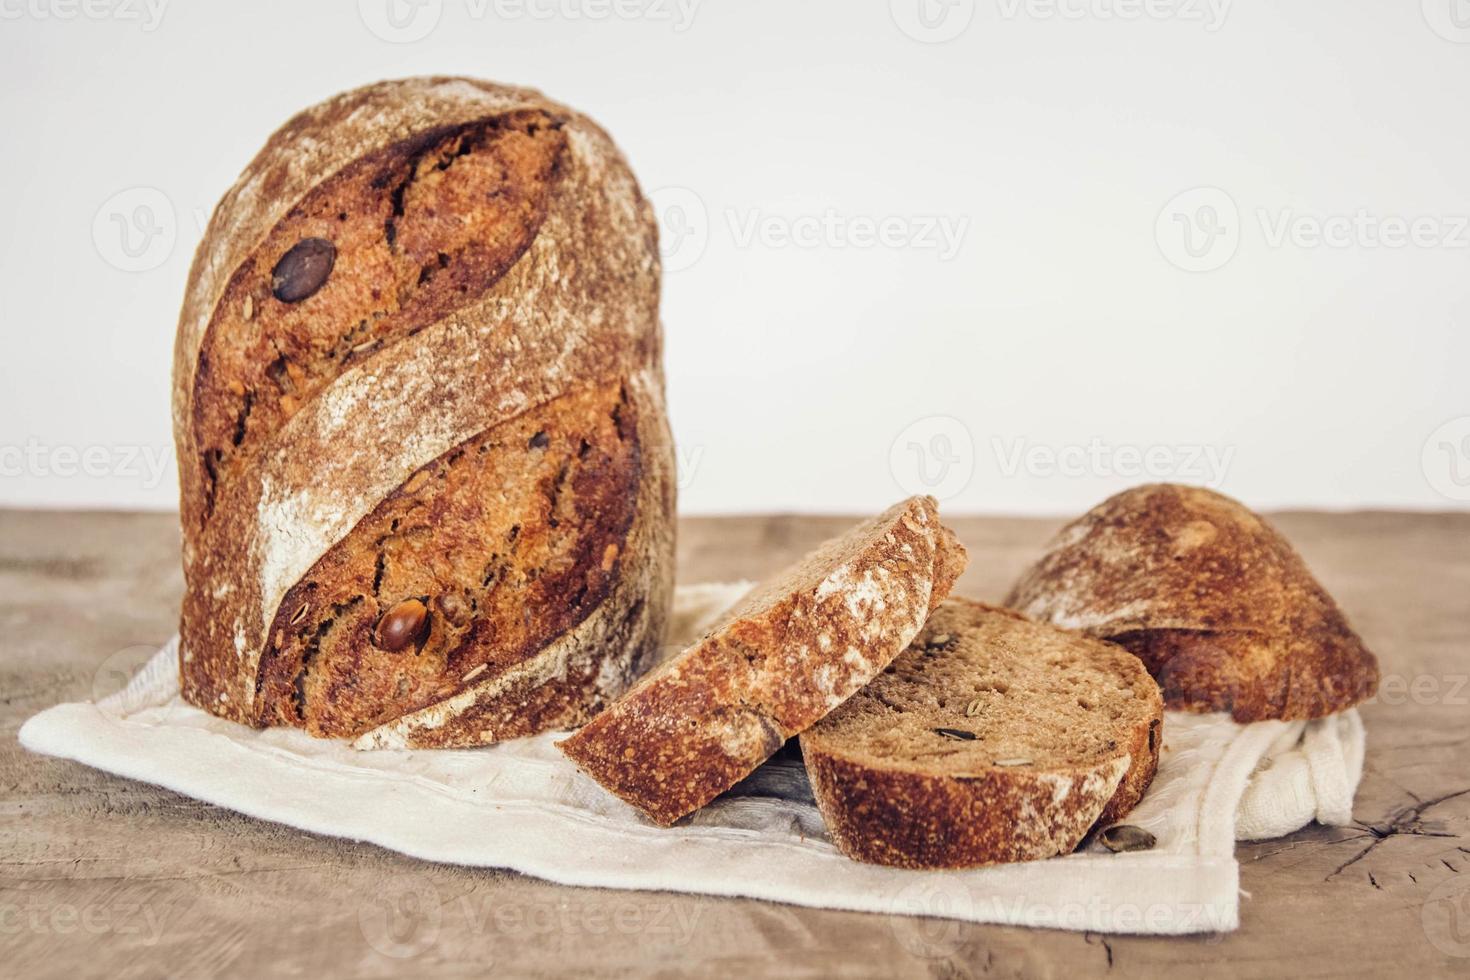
[188,111,566,525]
[247,380,639,738]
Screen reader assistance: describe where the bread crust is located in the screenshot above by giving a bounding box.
[798,598,1161,869]
[804,747,1131,870]
[1005,483,1379,722]
[173,78,673,742]
[557,496,968,826]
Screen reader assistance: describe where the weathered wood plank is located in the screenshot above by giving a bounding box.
[2,510,1467,977]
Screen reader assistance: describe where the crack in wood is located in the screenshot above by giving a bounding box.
[1326,786,1470,881]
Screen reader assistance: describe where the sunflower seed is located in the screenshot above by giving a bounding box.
[993,758,1032,767]
[1100,825,1157,853]
[933,727,976,741]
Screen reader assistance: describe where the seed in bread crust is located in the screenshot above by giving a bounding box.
[964,697,985,717]
[1100,825,1156,853]
[435,592,471,628]
[374,599,429,652]
[934,727,976,741]
[993,757,1032,767]
[271,237,336,303]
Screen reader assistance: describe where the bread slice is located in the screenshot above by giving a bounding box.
[799,599,1162,869]
[1004,483,1379,721]
[558,496,968,826]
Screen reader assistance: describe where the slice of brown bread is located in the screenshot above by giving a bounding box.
[800,598,1163,869]
[1004,483,1380,721]
[557,496,968,826]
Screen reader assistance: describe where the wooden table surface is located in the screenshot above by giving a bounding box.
[4,509,1468,978]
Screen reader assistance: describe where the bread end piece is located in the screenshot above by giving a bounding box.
[1006,482,1379,721]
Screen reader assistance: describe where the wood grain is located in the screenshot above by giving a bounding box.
[3,509,1468,977]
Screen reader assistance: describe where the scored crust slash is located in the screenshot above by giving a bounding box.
[172,78,675,747]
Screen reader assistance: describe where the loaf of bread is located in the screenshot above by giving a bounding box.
[171,78,675,747]
[800,598,1163,869]
[1005,484,1379,722]
[558,496,968,825]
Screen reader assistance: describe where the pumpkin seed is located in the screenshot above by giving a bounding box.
[1100,825,1157,853]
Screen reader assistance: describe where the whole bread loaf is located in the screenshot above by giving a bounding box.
[172,78,675,746]
[1005,483,1378,721]
[559,496,968,825]
[801,598,1162,869]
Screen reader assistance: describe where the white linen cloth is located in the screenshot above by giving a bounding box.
[19,583,1365,936]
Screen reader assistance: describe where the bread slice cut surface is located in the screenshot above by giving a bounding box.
[800,598,1163,869]
[557,495,968,826]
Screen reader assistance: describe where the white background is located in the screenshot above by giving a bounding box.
[2,0,1467,514]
